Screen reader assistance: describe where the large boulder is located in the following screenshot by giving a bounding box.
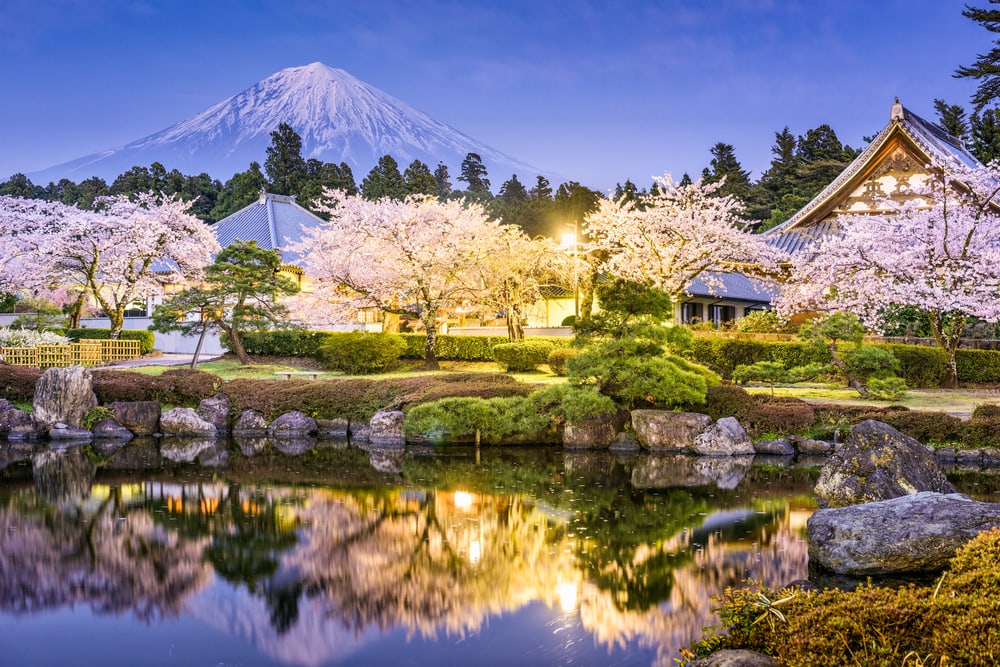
[692,417,755,456]
[632,453,753,490]
[91,417,133,441]
[808,492,1000,575]
[369,410,404,446]
[563,413,622,449]
[688,650,781,667]
[631,410,712,451]
[160,408,218,436]
[815,420,955,508]
[0,399,41,440]
[233,409,268,435]
[268,411,317,438]
[753,437,795,456]
[108,401,161,435]
[32,366,98,429]
[197,393,231,435]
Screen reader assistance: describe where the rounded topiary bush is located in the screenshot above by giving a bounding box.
[493,340,556,372]
[316,332,407,374]
[546,348,577,376]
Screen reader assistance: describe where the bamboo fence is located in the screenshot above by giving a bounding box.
[0,340,141,368]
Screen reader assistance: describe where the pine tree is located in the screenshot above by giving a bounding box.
[955,2,1000,109]
[934,98,970,141]
[210,162,267,221]
[264,123,307,196]
[701,142,752,202]
[403,159,438,196]
[458,152,491,195]
[971,107,1000,163]
[361,155,407,200]
[529,175,553,201]
[498,174,528,202]
[433,162,453,198]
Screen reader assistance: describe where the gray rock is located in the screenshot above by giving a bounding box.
[90,417,133,441]
[983,448,1000,466]
[268,411,317,438]
[369,410,405,446]
[233,409,268,435]
[32,366,97,429]
[814,420,955,508]
[197,393,231,435]
[631,410,712,451]
[793,437,833,455]
[563,413,622,449]
[956,448,983,466]
[349,419,371,443]
[808,492,1000,575]
[934,446,957,463]
[107,401,161,435]
[317,417,349,438]
[160,408,218,436]
[754,437,795,455]
[47,425,93,441]
[0,399,41,440]
[609,431,641,452]
[688,649,781,667]
[632,453,753,490]
[692,417,754,456]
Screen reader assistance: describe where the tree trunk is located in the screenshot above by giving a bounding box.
[928,313,963,389]
[108,311,124,339]
[382,311,401,333]
[423,319,440,370]
[67,293,85,330]
[506,305,524,342]
[829,342,869,398]
[227,326,253,365]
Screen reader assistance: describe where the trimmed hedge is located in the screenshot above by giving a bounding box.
[0,364,42,402]
[233,329,574,363]
[493,340,556,372]
[91,368,223,406]
[547,348,577,376]
[66,328,156,354]
[688,335,977,387]
[316,332,406,374]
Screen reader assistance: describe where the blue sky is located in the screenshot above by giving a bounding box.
[0,0,986,191]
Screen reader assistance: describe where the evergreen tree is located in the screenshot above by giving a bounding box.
[458,152,491,195]
[529,175,553,201]
[74,176,110,210]
[264,123,307,196]
[298,159,357,208]
[433,162,453,198]
[210,162,267,221]
[403,159,438,196]
[361,155,407,200]
[498,174,528,202]
[613,179,640,203]
[677,173,692,187]
[955,2,1000,109]
[0,173,44,199]
[701,142,752,202]
[934,98,970,141]
[971,107,1000,163]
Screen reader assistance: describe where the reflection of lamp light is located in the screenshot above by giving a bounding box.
[469,539,482,564]
[453,491,474,511]
[556,581,578,613]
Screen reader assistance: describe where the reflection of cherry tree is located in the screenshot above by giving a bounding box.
[0,496,212,620]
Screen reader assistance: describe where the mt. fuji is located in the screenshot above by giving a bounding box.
[29,63,542,186]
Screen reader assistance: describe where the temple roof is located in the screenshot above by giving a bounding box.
[211,192,325,265]
[765,100,982,245]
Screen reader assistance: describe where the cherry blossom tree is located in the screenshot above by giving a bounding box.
[583,174,786,306]
[0,193,218,338]
[298,191,509,368]
[778,159,1000,388]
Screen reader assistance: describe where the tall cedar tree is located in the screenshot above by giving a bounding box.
[403,160,438,196]
[955,1,1000,110]
[151,240,300,366]
[264,123,307,196]
[458,152,491,195]
[361,155,407,200]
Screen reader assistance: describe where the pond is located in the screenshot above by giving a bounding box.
[0,437,992,667]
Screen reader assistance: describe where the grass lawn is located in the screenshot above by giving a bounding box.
[743,383,1000,417]
[118,356,567,385]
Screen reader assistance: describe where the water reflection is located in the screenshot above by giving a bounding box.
[0,439,821,666]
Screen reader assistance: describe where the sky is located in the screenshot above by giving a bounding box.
[0,0,989,192]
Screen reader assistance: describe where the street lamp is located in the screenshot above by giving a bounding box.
[560,226,579,320]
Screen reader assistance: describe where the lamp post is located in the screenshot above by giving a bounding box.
[560,224,579,320]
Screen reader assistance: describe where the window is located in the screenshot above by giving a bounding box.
[681,302,704,324]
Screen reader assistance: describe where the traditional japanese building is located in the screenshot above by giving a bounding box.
[680,99,983,326]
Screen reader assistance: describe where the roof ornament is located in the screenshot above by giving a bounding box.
[891,97,904,121]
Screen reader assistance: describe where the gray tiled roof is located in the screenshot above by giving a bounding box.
[685,271,777,304]
[211,192,325,265]
[765,219,838,255]
[766,102,982,238]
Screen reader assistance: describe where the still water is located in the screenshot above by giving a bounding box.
[0,437,823,667]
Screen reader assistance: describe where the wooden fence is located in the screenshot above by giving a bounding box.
[0,340,142,368]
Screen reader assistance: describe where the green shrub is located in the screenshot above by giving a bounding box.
[881,343,946,387]
[881,410,966,445]
[493,340,556,372]
[956,348,1000,383]
[561,315,576,326]
[91,368,222,406]
[403,393,562,445]
[0,364,42,402]
[316,332,406,374]
[234,329,334,356]
[66,328,156,354]
[546,348,577,376]
[866,376,908,401]
[744,396,815,436]
[701,384,757,421]
[731,310,796,334]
